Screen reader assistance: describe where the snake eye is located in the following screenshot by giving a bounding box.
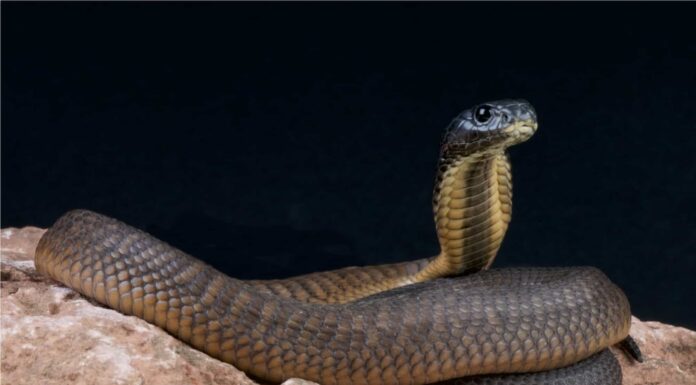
[474,105,493,124]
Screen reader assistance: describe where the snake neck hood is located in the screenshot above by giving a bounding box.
[415,100,538,280]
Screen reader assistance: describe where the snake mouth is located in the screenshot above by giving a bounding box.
[502,119,538,147]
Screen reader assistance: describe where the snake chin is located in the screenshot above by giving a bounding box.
[503,121,537,146]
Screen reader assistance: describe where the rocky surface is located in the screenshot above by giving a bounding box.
[2,226,695,385]
[614,320,696,385]
[1,227,260,385]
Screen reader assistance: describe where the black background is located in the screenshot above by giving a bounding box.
[3,3,695,329]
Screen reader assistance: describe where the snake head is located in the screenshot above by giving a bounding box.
[441,99,538,157]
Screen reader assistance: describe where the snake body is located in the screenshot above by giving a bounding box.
[34,100,634,384]
[247,151,513,305]
[248,103,523,304]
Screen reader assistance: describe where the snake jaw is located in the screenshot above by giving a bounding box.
[502,120,538,147]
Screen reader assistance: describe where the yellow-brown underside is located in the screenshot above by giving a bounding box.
[415,153,512,282]
[248,152,514,303]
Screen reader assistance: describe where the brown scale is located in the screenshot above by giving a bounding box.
[34,210,632,385]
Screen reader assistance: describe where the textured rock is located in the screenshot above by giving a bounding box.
[613,319,696,385]
[2,226,695,385]
[1,227,258,385]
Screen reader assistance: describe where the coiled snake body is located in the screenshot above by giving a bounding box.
[35,100,635,385]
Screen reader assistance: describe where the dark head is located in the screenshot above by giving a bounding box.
[441,99,538,157]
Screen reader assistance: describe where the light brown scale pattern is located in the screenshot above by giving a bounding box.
[412,153,512,282]
[35,210,632,385]
[247,153,514,304]
[248,258,432,304]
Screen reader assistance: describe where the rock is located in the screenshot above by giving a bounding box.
[2,226,694,385]
[613,319,696,385]
[1,228,260,385]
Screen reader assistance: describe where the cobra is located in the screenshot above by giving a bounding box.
[35,100,638,385]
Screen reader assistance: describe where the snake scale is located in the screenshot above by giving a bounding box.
[34,100,636,385]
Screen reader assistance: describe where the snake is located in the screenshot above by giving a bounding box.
[34,100,636,385]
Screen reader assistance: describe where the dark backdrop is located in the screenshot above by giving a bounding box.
[3,3,695,329]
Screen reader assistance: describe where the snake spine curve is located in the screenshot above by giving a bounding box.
[34,100,635,385]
